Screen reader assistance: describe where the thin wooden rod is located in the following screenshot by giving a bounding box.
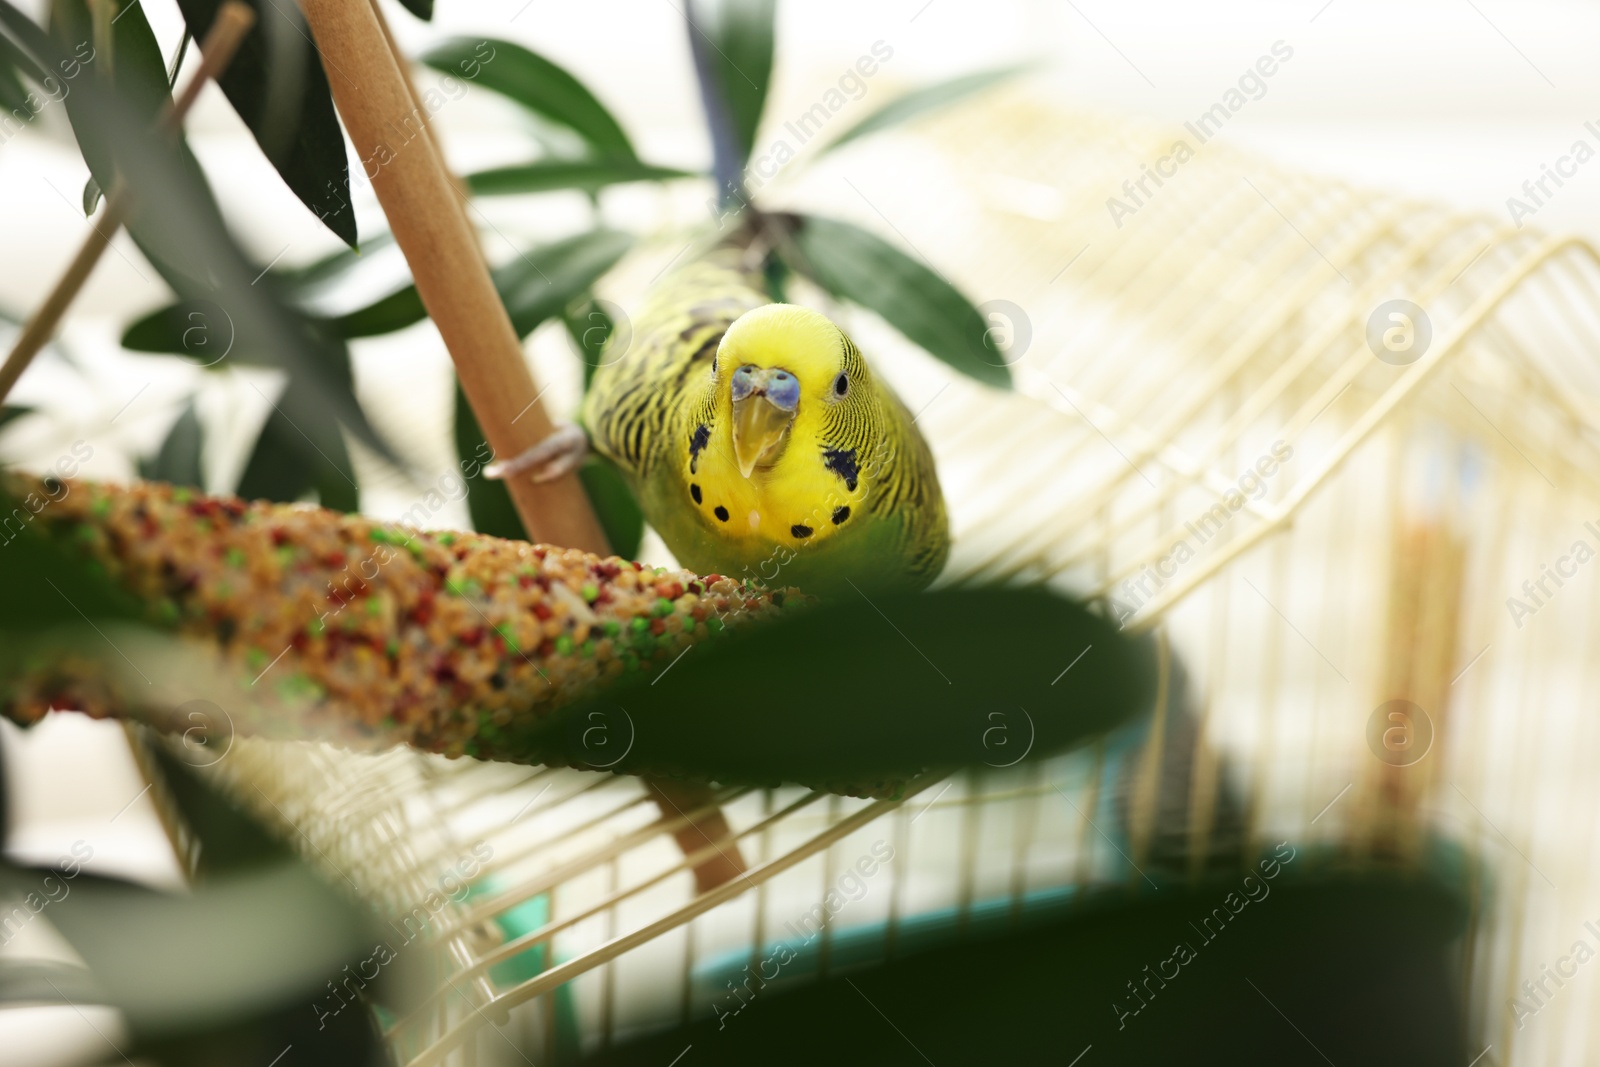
[298,0,608,552]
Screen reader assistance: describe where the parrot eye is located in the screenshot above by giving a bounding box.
[833,373,849,397]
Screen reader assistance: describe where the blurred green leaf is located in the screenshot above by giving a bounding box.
[452,378,525,541]
[578,456,643,560]
[30,860,375,1035]
[0,479,143,632]
[0,403,29,432]
[50,0,203,284]
[137,395,204,488]
[395,0,434,20]
[80,173,101,215]
[330,228,634,340]
[420,37,637,162]
[519,586,1152,790]
[271,230,399,299]
[818,66,1027,155]
[787,214,1011,388]
[688,0,776,168]
[0,2,399,472]
[334,284,426,339]
[173,0,356,246]
[141,737,294,877]
[563,295,611,388]
[0,25,42,86]
[0,37,30,111]
[465,158,693,197]
[497,229,634,337]
[0,959,103,1005]
[238,379,359,512]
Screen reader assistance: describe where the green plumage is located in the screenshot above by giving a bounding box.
[581,244,948,596]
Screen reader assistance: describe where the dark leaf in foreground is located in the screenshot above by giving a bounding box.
[525,586,1154,791]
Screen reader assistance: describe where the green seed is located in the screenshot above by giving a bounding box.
[582,582,599,602]
[495,622,520,653]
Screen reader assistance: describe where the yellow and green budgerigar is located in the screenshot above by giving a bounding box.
[489,239,949,596]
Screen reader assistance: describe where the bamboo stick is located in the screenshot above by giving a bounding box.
[297,0,607,553]
[313,0,746,890]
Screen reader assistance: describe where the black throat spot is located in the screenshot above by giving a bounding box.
[823,448,860,492]
[689,424,710,475]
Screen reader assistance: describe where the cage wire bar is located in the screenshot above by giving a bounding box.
[163,90,1600,1065]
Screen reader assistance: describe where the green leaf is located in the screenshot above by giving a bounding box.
[238,378,359,512]
[496,229,634,337]
[0,35,30,111]
[329,228,635,340]
[0,478,143,632]
[395,0,434,20]
[270,230,399,300]
[452,379,525,541]
[0,23,43,86]
[27,860,377,1035]
[688,0,776,167]
[138,396,204,488]
[577,456,643,560]
[333,284,426,339]
[818,66,1027,155]
[465,158,694,197]
[1,2,397,471]
[419,37,637,162]
[517,585,1154,791]
[563,296,611,388]
[787,214,1011,388]
[0,959,103,1006]
[81,174,101,215]
[172,0,356,246]
[0,403,28,432]
[50,0,201,282]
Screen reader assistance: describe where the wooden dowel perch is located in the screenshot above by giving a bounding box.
[299,0,745,891]
[297,0,605,554]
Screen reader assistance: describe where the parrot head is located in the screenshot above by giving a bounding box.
[712,303,869,480]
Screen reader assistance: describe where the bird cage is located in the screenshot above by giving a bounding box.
[168,88,1600,1066]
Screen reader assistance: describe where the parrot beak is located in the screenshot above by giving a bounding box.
[731,394,794,479]
[729,366,799,479]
